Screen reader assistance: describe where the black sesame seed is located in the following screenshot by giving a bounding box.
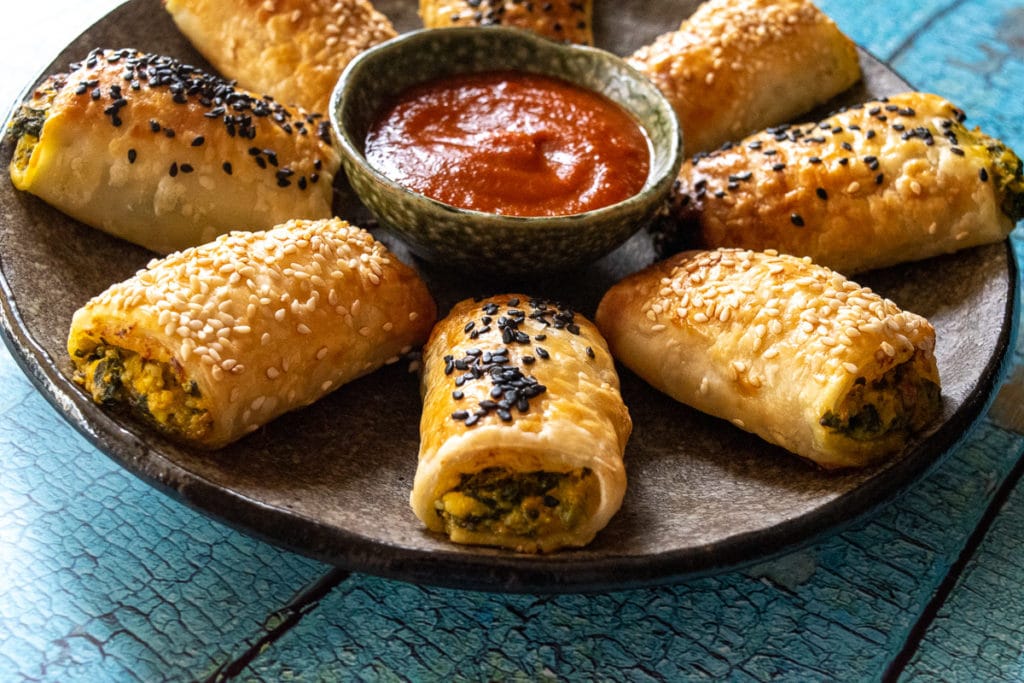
[222,161,232,174]
[816,187,828,200]
[452,410,469,421]
[535,347,549,360]
[772,163,786,171]
[180,163,194,173]
[791,213,805,227]
[951,147,965,156]
[875,173,884,184]
[980,167,989,182]
[127,148,137,163]
[191,136,205,147]
[809,156,822,164]
[149,119,161,133]
[169,162,178,177]
[586,346,595,359]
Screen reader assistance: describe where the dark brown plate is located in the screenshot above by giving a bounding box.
[0,0,1015,593]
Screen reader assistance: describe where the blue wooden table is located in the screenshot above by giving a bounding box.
[2,1,1022,680]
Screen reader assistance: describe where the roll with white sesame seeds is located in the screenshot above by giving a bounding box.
[411,295,630,553]
[627,0,861,156]
[67,217,437,450]
[595,249,942,469]
[163,0,397,114]
[671,92,1024,275]
[418,0,593,45]
[8,49,340,255]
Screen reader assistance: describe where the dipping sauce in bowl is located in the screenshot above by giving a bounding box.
[363,70,651,217]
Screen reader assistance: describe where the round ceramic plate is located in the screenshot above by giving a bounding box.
[0,0,1016,593]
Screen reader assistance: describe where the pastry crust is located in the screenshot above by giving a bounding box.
[671,92,1024,274]
[67,217,437,450]
[596,249,942,469]
[8,48,340,255]
[411,294,630,552]
[627,0,860,155]
[419,0,593,45]
[163,0,397,114]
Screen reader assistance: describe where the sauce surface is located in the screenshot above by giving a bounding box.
[364,71,650,217]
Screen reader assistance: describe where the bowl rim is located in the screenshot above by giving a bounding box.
[329,25,683,225]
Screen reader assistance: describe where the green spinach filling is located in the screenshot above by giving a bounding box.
[820,360,940,441]
[76,345,208,439]
[436,467,594,538]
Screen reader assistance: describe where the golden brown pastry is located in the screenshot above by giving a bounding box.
[419,0,593,45]
[670,92,1024,274]
[596,249,942,469]
[627,0,861,155]
[9,49,340,255]
[163,0,397,114]
[68,217,436,450]
[411,294,630,552]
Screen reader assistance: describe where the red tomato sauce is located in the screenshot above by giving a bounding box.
[364,71,651,217]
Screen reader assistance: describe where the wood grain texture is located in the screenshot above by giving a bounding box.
[0,0,1022,680]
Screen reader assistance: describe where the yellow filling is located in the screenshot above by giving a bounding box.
[76,345,211,442]
[8,78,60,186]
[820,354,940,442]
[436,467,596,541]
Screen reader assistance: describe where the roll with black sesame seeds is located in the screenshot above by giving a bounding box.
[627,0,861,155]
[411,294,630,553]
[67,217,437,450]
[670,92,1024,275]
[596,249,942,469]
[419,0,593,45]
[9,48,340,254]
[163,0,397,114]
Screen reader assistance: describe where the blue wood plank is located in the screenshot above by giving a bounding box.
[904,469,1024,681]
[2,0,1023,680]
[0,348,329,680]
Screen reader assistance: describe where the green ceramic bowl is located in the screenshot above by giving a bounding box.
[330,26,682,274]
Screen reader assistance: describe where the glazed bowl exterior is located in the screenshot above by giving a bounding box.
[330,26,682,274]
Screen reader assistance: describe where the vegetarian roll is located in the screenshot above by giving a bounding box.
[419,0,594,45]
[68,217,436,450]
[9,48,340,254]
[411,295,630,553]
[595,249,942,469]
[164,0,397,114]
[669,92,1024,274]
[627,0,860,155]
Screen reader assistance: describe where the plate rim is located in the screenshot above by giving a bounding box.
[0,0,1017,593]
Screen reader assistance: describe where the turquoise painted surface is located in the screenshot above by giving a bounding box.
[1,0,1022,680]
[0,354,328,680]
[905,469,1024,681]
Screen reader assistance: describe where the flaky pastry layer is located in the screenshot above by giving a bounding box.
[596,249,941,469]
[627,0,860,155]
[419,0,593,44]
[68,217,436,449]
[412,294,630,552]
[671,92,1024,275]
[164,0,396,114]
[9,49,340,254]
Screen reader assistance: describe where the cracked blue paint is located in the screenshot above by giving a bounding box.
[2,0,1024,680]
